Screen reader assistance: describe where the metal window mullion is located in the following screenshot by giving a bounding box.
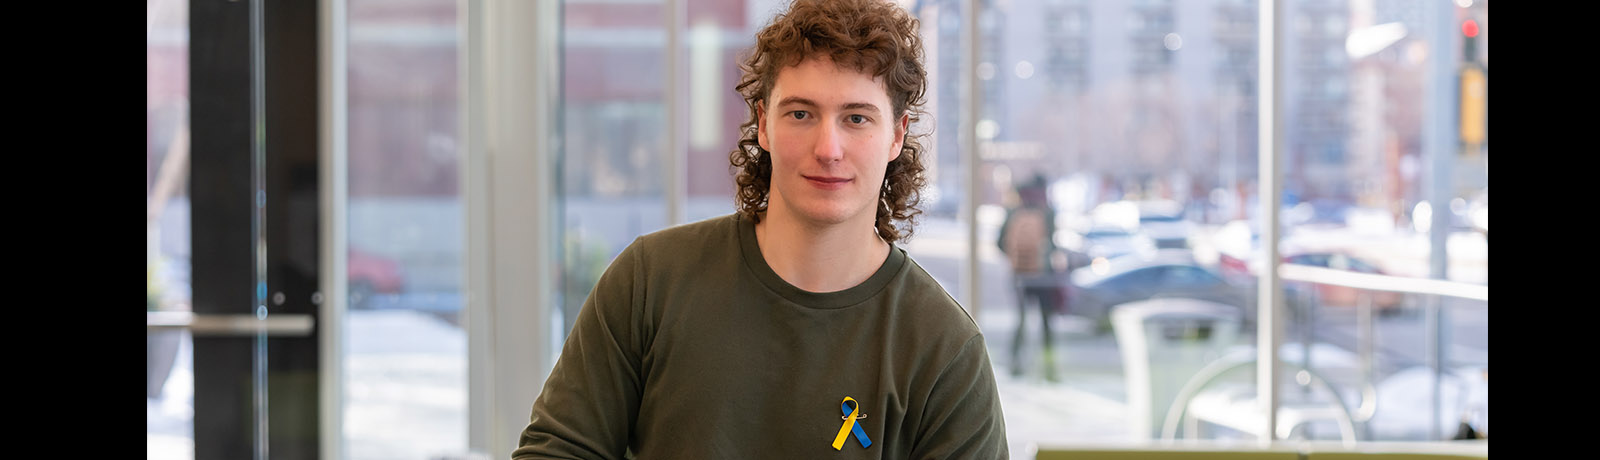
[962,0,981,321]
[665,0,685,226]
[1279,263,1487,301]
[248,0,270,457]
[460,0,494,456]
[1257,0,1284,443]
[466,0,561,455]
[1424,0,1460,441]
[318,1,350,458]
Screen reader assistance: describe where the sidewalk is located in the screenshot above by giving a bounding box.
[979,305,1142,455]
[147,329,195,460]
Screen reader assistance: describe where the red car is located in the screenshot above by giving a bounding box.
[347,248,406,309]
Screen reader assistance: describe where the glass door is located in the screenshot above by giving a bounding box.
[147,0,322,458]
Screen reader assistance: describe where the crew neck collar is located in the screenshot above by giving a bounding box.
[737,213,906,309]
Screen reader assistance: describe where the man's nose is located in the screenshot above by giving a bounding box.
[813,121,844,163]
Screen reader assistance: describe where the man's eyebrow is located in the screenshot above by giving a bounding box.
[774,96,884,114]
[774,96,818,108]
[842,102,884,114]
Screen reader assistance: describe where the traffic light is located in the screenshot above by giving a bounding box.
[1461,19,1480,61]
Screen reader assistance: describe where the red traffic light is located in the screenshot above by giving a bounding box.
[1462,19,1479,38]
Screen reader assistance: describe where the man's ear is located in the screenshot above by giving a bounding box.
[889,112,909,162]
[756,101,770,152]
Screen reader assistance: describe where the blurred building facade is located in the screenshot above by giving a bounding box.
[920,0,1484,221]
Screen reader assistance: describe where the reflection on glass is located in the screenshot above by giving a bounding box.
[345,0,468,458]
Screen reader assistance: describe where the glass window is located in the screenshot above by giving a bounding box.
[981,0,1263,447]
[559,0,671,339]
[344,0,469,458]
[1281,0,1488,442]
[684,0,771,222]
[907,0,971,305]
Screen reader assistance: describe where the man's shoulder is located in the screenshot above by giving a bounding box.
[894,253,982,334]
[629,213,741,261]
[638,213,738,242]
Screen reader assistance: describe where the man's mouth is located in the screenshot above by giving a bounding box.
[805,175,851,183]
[804,175,852,189]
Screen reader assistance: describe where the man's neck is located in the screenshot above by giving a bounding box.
[754,211,890,293]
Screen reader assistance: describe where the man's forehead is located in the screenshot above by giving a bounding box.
[769,56,891,109]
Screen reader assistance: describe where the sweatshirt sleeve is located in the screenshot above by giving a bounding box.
[910,334,1010,460]
[513,239,648,460]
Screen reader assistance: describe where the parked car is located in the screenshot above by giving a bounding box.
[1135,200,1193,249]
[348,248,407,309]
[1059,224,1155,261]
[1067,249,1251,333]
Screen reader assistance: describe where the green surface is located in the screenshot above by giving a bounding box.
[1032,445,1488,460]
[1306,454,1486,460]
[1034,449,1300,460]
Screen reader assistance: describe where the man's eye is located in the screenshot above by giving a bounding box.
[848,115,867,124]
[789,111,809,120]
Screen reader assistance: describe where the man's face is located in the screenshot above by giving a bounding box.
[758,56,908,230]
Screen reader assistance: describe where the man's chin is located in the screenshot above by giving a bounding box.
[780,203,872,229]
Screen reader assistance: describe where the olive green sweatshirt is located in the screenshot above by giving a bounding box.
[514,213,1008,459]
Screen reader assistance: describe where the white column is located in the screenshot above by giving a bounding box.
[665,0,686,226]
[962,0,983,320]
[1257,0,1284,443]
[1423,0,1460,441]
[317,0,349,458]
[463,0,561,455]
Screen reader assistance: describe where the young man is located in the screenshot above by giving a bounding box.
[997,174,1063,381]
[514,1,1008,458]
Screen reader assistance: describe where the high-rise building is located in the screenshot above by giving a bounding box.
[923,0,1382,209]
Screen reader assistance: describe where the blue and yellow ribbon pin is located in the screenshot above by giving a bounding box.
[831,396,872,450]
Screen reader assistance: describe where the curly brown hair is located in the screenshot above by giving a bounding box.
[728,0,929,244]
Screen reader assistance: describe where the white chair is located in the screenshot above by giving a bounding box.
[1160,348,1361,446]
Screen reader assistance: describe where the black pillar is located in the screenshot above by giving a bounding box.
[189,0,319,458]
